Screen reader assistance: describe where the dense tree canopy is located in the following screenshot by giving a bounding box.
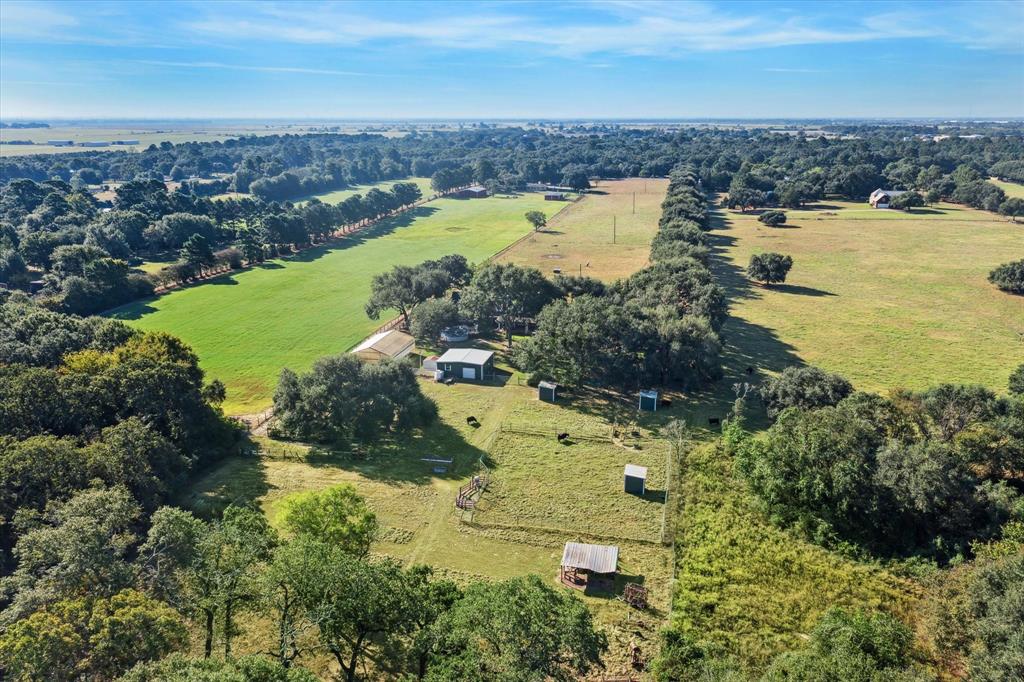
[273,354,436,443]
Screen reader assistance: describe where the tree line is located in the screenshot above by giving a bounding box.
[0,178,423,315]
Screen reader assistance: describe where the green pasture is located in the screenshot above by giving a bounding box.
[499,177,667,281]
[707,199,1024,394]
[298,177,435,205]
[992,178,1024,200]
[109,192,563,414]
[181,351,675,675]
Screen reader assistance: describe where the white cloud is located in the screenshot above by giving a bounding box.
[134,60,374,77]
[0,1,77,39]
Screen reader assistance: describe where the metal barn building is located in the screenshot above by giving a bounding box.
[350,330,415,363]
[436,348,495,381]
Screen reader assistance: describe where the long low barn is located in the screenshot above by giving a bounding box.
[350,329,415,362]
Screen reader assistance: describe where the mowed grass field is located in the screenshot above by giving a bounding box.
[109,191,565,414]
[992,178,1024,200]
[707,198,1024,393]
[298,176,435,205]
[499,178,668,281]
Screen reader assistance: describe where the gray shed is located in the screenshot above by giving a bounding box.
[639,389,659,412]
[437,348,495,381]
[538,381,558,402]
[624,464,647,495]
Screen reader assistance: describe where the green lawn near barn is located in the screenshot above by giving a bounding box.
[109,192,563,414]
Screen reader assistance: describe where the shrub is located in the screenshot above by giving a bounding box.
[758,210,787,226]
[988,259,1024,294]
[747,252,793,285]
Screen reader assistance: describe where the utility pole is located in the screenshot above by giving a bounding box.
[613,215,616,244]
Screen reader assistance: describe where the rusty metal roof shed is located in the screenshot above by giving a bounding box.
[560,542,619,574]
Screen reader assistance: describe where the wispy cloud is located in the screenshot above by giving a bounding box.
[2,0,1022,58]
[134,60,375,77]
[176,0,1021,56]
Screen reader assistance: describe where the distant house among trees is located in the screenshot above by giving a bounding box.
[545,192,567,201]
[869,188,907,208]
[454,185,489,199]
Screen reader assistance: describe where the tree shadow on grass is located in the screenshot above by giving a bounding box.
[285,205,441,265]
[293,419,491,486]
[769,283,837,297]
[178,445,273,520]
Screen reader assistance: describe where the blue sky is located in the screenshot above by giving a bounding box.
[1,0,1022,119]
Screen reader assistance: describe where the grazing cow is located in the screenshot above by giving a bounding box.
[557,432,569,442]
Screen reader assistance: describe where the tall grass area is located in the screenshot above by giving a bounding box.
[709,199,1023,393]
[109,193,564,414]
[498,178,668,281]
[671,439,918,668]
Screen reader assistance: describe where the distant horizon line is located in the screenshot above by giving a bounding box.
[3,116,1023,124]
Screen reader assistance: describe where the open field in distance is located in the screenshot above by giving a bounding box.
[707,198,1024,393]
[992,178,1024,200]
[498,177,668,281]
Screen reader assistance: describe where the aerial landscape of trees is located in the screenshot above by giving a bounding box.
[1,121,1022,680]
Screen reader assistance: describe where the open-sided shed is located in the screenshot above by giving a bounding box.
[560,542,619,588]
[350,330,415,363]
[624,464,647,495]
